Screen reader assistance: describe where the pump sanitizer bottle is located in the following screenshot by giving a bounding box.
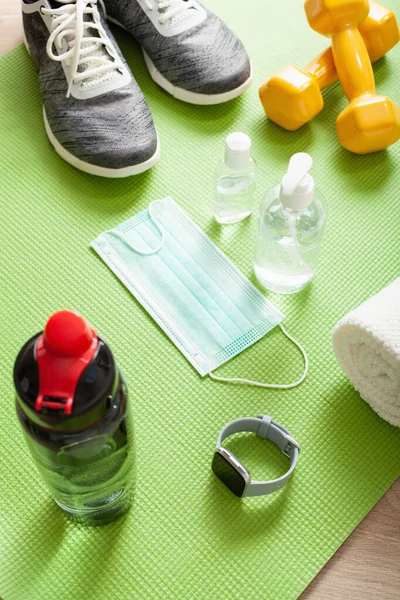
[213,132,257,224]
[254,153,327,294]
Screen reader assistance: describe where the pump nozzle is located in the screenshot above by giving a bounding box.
[280,153,314,210]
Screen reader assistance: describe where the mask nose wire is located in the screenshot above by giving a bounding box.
[105,201,165,256]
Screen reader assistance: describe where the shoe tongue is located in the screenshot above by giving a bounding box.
[170,7,197,26]
[76,19,120,88]
[50,0,120,89]
[156,2,198,27]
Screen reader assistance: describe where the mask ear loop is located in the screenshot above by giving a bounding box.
[209,324,309,389]
[105,201,165,256]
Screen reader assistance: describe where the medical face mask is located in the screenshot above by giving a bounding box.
[92,198,308,389]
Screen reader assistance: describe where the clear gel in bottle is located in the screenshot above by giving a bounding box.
[213,132,256,224]
[254,153,327,294]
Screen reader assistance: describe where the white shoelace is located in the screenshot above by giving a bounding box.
[144,0,197,25]
[42,0,123,97]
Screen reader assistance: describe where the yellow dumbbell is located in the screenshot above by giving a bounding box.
[259,0,399,131]
[305,0,400,153]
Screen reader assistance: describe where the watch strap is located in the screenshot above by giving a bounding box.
[216,415,300,497]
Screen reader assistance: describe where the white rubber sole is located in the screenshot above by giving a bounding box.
[23,30,30,54]
[43,107,161,178]
[107,15,253,105]
[143,52,253,105]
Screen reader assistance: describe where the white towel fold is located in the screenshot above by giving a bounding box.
[332,278,400,427]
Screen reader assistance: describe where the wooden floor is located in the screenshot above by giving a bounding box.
[0,1,399,598]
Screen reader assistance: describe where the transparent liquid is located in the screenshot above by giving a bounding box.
[254,260,314,294]
[254,187,326,294]
[214,172,256,224]
[18,380,135,526]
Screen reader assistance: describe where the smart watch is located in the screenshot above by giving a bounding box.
[212,415,300,498]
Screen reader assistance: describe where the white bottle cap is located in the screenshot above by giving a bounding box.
[280,153,315,211]
[224,132,252,170]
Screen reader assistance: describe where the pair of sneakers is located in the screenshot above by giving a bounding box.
[22,0,252,178]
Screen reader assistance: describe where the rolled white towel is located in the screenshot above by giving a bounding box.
[332,278,400,427]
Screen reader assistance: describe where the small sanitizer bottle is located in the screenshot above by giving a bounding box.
[254,153,327,294]
[213,132,256,224]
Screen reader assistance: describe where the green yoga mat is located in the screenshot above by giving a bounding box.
[1,1,400,598]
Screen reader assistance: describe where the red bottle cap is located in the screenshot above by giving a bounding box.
[36,310,98,415]
[43,310,94,357]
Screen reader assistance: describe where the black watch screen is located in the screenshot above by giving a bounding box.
[212,450,247,497]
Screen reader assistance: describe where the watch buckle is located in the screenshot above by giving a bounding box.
[283,435,300,457]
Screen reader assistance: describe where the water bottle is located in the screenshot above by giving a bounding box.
[213,132,257,224]
[13,310,135,526]
[254,153,327,294]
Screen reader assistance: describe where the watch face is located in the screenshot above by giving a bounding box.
[212,449,247,498]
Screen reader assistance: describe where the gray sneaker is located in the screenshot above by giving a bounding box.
[22,0,160,177]
[104,0,252,105]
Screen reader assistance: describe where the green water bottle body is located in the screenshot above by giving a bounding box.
[16,373,134,525]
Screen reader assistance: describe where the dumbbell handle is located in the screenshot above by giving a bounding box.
[305,48,338,90]
[305,0,398,92]
[332,25,375,101]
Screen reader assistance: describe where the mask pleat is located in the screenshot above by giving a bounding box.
[110,221,236,358]
[153,201,279,326]
[145,223,253,328]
